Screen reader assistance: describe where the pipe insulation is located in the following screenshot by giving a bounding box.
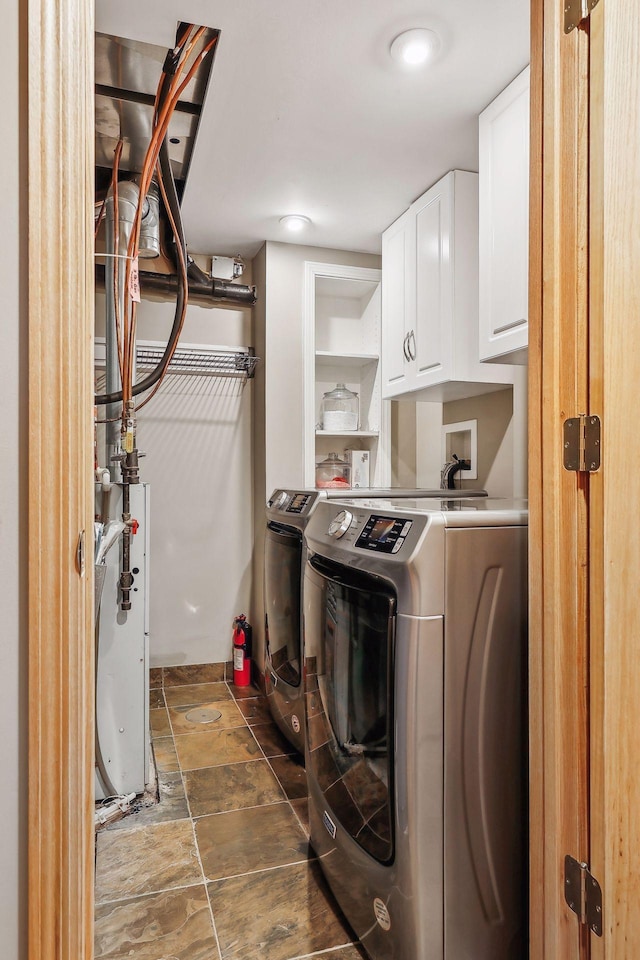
[95,262,258,306]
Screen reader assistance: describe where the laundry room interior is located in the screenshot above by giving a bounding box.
[90,2,531,959]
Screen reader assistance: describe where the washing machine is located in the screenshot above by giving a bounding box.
[264,487,488,753]
[303,497,528,960]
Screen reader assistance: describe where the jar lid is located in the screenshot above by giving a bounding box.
[317,452,348,466]
[322,383,358,399]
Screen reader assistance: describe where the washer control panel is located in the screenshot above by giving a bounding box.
[286,492,313,514]
[327,509,353,539]
[354,514,413,554]
[267,490,320,516]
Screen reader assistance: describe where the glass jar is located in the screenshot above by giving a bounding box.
[320,383,359,432]
[315,452,351,489]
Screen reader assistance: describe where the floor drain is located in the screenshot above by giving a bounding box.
[184,707,223,724]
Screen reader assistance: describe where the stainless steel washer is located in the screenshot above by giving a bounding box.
[303,497,528,960]
[263,487,487,753]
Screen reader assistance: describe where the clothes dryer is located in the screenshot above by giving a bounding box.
[264,487,487,752]
[303,497,528,960]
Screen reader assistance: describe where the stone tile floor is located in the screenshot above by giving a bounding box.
[95,666,367,960]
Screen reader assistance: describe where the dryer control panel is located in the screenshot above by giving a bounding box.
[355,514,414,554]
[285,492,314,514]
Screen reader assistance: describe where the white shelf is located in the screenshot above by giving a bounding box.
[316,276,379,300]
[304,261,389,488]
[315,351,379,369]
[316,429,379,437]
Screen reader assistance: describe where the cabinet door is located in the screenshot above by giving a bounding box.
[413,175,454,386]
[381,208,414,397]
[479,67,530,362]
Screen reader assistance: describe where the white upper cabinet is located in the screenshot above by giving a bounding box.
[381,208,413,395]
[381,170,513,401]
[479,66,530,364]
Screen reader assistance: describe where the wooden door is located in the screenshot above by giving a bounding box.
[531,0,640,956]
[28,0,95,957]
[589,0,640,955]
[529,0,590,951]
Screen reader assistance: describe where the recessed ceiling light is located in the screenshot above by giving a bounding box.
[389,28,440,67]
[279,214,312,233]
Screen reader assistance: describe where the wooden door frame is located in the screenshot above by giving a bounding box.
[27,0,95,957]
[529,0,591,957]
[28,0,640,958]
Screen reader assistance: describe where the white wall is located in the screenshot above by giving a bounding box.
[251,241,381,670]
[96,287,254,666]
[260,242,381,498]
[0,1,27,955]
[415,401,445,489]
[391,401,417,487]
[406,369,528,497]
[441,383,522,497]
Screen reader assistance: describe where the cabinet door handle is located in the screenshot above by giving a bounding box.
[408,329,417,361]
[403,333,411,362]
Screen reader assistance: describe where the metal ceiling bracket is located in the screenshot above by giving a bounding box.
[564,0,600,34]
[564,855,603,937]
[563,414,601,472]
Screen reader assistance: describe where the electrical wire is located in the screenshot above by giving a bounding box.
[94,195,107,240]
[123,25,215,396]
[135,149,189,410]
[111,138,125,385]
[94,136,187,405]
[125,27,215,259]
[95,24,217,407]
[109,24,194,401]
[94,616,118,798]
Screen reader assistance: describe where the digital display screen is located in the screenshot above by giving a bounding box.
[287,493,312,514]
[355,515,413,554]
[369,518,396,542]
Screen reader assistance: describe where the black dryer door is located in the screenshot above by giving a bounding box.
[305,554,396,863]
[264,521,303,687]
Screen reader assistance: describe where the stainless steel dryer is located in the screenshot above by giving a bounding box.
[303,497,528,960]
[264,487,487,753]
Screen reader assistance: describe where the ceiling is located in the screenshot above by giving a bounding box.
[95,1,529,260]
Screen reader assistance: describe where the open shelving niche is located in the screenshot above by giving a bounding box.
[303,262,390,489]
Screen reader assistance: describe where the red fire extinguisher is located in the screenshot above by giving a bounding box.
[232,614,252,687]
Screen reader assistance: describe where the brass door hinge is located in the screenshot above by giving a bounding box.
[563,414,601,472]
[564,855,603,937]
[564,0,600,34]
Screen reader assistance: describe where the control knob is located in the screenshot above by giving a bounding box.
[273,491,288,509]
[327,509,353,539]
